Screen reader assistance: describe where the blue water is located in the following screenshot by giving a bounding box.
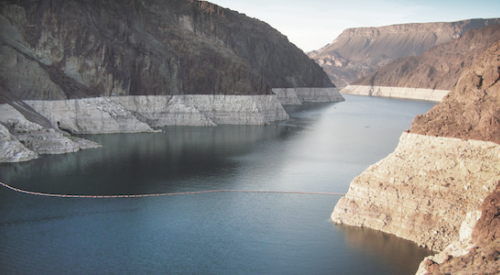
[0,95,436,274]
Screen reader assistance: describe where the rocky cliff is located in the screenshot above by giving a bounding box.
[0,0,343,162]
[352,24,500,91]
[332,40,500,274]
[309,19,500,87]
[411,40,500,144]
[0,0,333,101]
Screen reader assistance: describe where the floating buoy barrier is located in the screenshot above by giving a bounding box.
[0,181,345,199]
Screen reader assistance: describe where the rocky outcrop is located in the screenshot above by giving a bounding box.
[416,183,500,275]
[0,123,37,162]
[0,103,100,161]
[332,132,500,251]
[340,85,449,102]
[352,24,500,92]
[332,37,500,274]
[272,88,345,105]
[309,19,500,86]
[411,40,500,144]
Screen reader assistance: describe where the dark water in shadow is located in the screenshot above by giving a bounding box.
[0,95,435,274]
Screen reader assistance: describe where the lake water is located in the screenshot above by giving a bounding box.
[0,95,436,275]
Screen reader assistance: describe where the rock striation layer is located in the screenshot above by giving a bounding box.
[340,85,449,102]
[332,37,500,274]
[332,132,500,251]
[309,19,500,86]
[272,88,345,105]
[114,95,289,126]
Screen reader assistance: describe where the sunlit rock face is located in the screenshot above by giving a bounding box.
[332,132,500,252]
[309,19,500,87]
[332,40,500,274]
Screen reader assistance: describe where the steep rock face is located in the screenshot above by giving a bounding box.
[309,19,500,86]
[0,0,332,101]
[332,35,500,275]
[353,24,500,90]
[416,183,500,275]
[332,132,500,251]
[411,40,500,144]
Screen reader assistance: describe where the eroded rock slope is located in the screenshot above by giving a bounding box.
[332,40,500,274]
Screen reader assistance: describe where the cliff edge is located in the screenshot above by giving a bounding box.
[332,41,500,274]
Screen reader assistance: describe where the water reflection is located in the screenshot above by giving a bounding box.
[335,224,431,274]
[0,125,292,194]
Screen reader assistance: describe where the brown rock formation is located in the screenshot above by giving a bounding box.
[353,24,500,90]
[333,33,500,275]
[309,19,500,86]
[411,40,500,144]
[0,0,333,101]
[473,182,500,247]
[417,183,500,274]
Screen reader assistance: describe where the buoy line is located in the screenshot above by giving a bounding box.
[0,181,345,199]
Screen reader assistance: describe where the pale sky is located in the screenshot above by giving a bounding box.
[208,0,500,52]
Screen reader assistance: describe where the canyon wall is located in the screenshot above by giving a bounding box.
[343,25,500,101]
[332,40,500,274]
[0,94,289,161]
[0,0,333,102]
[309,19,500,87]
[0,0,342,162]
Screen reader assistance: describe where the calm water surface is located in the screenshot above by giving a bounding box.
[0,95,435,274]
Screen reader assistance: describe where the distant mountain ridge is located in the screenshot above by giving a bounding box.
[353,24,500,90]
[308,18,500,86]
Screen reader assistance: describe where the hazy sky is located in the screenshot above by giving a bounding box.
[209,0,500,52]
